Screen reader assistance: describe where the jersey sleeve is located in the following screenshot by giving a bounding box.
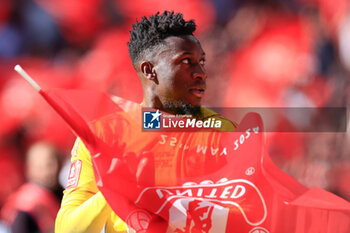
[55,138,127,233]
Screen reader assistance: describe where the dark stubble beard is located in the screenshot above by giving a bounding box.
[163,100,202,117]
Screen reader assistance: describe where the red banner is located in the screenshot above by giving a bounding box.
[41,89,350,233]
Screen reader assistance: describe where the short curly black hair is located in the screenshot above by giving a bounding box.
[128,11,196,66]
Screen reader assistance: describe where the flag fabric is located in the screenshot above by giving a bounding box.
[39,88,350,233]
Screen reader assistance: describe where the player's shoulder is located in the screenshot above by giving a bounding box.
[200,106,238,131]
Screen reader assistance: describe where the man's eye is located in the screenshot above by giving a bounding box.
[200,59,205,66]
[182,58,191,64]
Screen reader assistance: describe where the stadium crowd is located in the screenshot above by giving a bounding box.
[0,0,349,231]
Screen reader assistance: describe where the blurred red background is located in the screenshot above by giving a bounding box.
[0,0,349,218]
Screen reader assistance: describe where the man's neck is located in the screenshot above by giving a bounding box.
[142,99,203,119]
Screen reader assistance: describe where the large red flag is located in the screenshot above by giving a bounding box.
[36,90,350,233]
[32,88,350,232]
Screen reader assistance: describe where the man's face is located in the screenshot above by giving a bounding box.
[152,35,207,111]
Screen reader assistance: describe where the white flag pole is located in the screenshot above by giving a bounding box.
[14,65,41,91]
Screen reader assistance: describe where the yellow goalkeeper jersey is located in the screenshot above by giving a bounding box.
[55,137,128,233]
[55,107,236,233]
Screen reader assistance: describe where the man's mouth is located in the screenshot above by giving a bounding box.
[189,88,205,98]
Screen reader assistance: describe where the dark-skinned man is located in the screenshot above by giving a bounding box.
[55,11,236,233]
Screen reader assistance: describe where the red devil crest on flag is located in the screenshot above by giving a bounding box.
[29,88,350,232]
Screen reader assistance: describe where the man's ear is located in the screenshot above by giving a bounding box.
[141,62,157,82]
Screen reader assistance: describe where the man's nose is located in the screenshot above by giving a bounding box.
[192,64,206,80]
